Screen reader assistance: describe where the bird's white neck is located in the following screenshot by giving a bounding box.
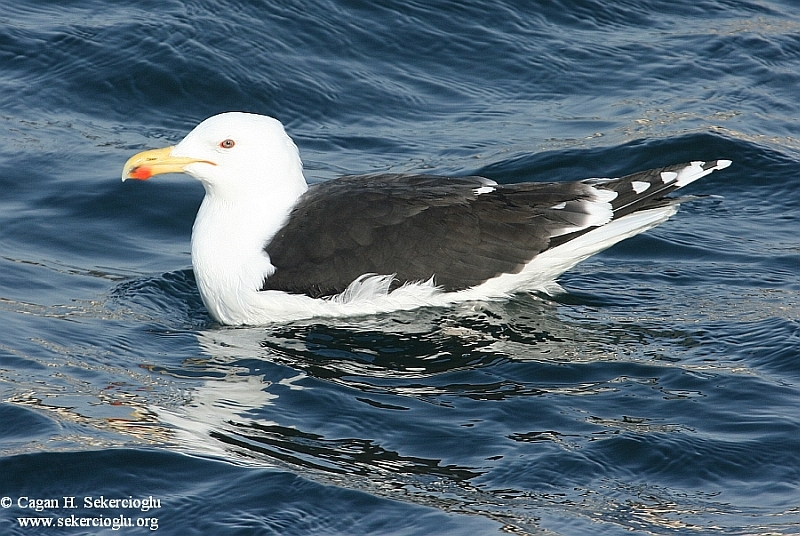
[190,175,307,324]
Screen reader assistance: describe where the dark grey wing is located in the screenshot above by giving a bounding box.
[587,160,722,216]
[550,160,728,247]
[260,161,725,298]
[261,173,608,297]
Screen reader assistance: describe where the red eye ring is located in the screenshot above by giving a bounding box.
[220,139,235,149]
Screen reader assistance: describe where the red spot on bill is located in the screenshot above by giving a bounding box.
[129,166,152,180]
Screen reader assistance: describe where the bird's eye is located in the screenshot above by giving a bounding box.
[219,139,235,149]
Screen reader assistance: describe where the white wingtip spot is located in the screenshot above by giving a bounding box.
[586,186,616,226]
[661,171,678,183]
[551,202,567,210]
[663,160,731,188]
[631,181,650,194]
[674,160,724,187]
[716,159,732,170]
[473,178,498,195]
[591,187,618,203]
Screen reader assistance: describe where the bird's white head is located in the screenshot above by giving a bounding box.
[122,113,310,325]
[122,112,308,201]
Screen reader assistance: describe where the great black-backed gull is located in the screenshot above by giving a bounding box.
[122,112,730,325]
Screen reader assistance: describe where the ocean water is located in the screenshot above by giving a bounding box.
[1,0,799,534]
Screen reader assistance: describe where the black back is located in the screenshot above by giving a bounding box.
[261,163,714,297]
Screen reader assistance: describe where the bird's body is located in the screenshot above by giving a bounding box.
[123,112,730,325]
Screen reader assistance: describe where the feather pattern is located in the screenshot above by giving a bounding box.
[262,161,731,299]
[122,112,731,324]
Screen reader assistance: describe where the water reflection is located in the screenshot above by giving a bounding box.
[143,294,759,534]
[6,270,794,533]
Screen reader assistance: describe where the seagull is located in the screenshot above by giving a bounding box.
[122,112,730,325]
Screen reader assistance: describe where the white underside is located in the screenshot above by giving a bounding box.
[220,204,678,325]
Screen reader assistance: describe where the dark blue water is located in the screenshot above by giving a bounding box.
[1,1,799,534]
